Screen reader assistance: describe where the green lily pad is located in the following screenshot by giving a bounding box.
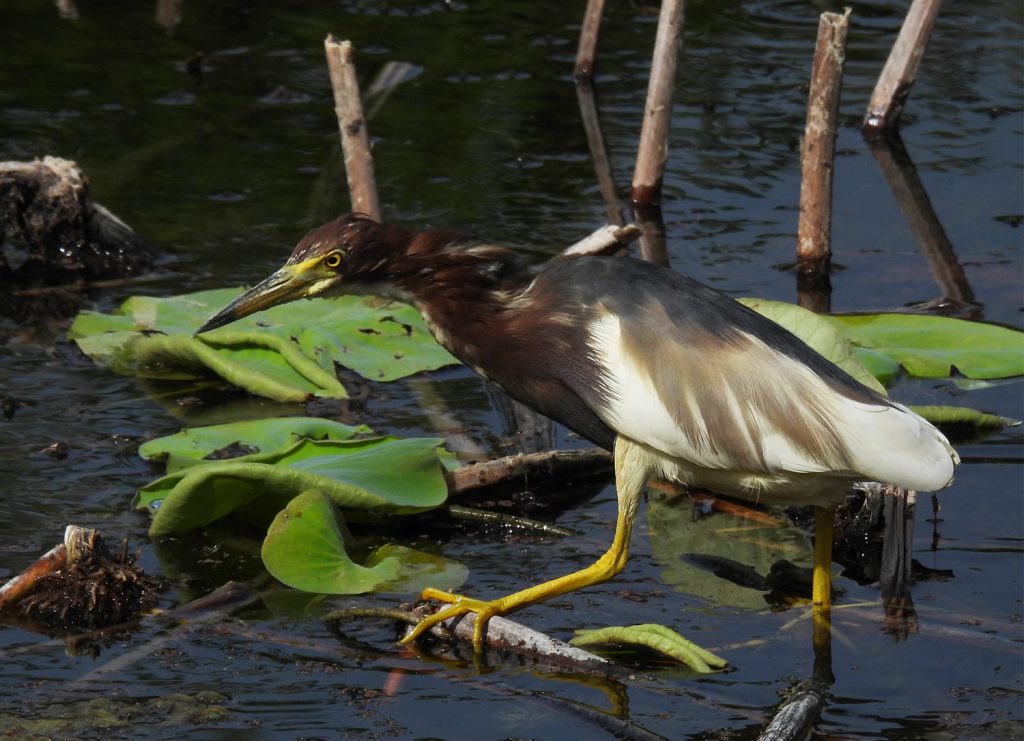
[139,436,448,537]
[825,313,1024,381]
[261,490,467,595]
[139,417,373,473]
[69,288,460,401]
[909,405,1018,430]
[570,623,728,673]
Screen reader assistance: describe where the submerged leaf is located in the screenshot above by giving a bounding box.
[262,491,466,595]
[570,623,728,673]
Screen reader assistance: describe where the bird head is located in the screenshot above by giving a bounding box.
[195,213,413,334]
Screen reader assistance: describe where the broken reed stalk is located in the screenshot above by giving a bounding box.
[863,0,942,134]
[446,448,612,496]
[324,35,381,221]
[630,0,686,207]
[0,543,67,612]
[796,9,851,312]
[574,0,607,81]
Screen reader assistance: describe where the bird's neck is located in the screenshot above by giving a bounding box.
[382,240,533,372]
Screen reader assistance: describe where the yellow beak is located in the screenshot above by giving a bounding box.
[195,258,326,334]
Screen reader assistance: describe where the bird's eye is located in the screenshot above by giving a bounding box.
[323,251,343,269]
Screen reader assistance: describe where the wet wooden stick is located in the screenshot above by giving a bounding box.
[0,544,66,612]
[324,35,381,221]
[796,10,851,280]
[863,0,942,133]
[574,0,607,81]
[630,0,686,207]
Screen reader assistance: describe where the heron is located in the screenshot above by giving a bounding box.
[196,213,958,651]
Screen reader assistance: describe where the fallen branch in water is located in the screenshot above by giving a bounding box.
[758,680,829,741]
[445,448,613,496]
[326,603,615,674]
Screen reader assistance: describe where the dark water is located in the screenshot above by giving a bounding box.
[1,1,1022,738]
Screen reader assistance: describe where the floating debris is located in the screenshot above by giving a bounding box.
[0,525,163,635]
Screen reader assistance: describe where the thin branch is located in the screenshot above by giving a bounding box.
[631,0,686,207]
[863,0,942,133]
[445,448,612,496]
[0,544,66,612]
[574,0,607,82]
[324,36,381,221]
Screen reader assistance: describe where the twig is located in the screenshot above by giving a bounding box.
[0,544,66,612]
[324,36,381,221]
[445,448,613,496]
[796,9,851,313]
[630,0,686,207]
[863,0,942,133]
[574,0,607,82]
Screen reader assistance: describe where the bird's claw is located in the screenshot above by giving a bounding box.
[401,589,501,652]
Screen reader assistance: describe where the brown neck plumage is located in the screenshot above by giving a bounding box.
[323,215,533,363]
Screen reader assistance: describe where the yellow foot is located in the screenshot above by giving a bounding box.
[401,588,504,652]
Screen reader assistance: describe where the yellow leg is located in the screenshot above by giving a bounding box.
[812,505,835,654]
[401,437,649,652]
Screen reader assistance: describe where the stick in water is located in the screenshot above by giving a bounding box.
[324,36,381,221]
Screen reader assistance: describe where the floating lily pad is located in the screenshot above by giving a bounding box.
[262,490,466,595]
[826,313,1024,382]
[138,436,448,537]
[69,288,460,401]
[909,405,1018,430]
[139,417,373,473]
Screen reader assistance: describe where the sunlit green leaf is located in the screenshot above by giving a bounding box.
[139,437,448,536]
[570,623,728,673]
[69,288,460,400]
[826,313,1024,380]
[910,405,1018,430]
[139,416,373,473]
[261,490,466,595]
